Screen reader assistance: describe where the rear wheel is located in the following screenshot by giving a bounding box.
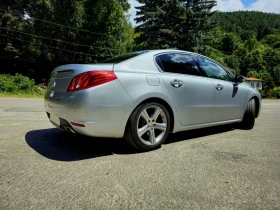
[124,102,171,152]
[239,99,256,130]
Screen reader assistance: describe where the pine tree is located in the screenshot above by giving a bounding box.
[135,0,217,52]
[188,0,218,52]
[134,0,166,49]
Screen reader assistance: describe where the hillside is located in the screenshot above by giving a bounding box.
[212,11,280,40]
[205,11,280,98]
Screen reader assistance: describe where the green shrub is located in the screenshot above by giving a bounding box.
[258,89,266,98]
[273,87,280,98]
[265,89,274,99]
[0,74,43,95]
[259,87,280,99]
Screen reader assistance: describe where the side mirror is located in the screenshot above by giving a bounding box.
[234,75,245,83]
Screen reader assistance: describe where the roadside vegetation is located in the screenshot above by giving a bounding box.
[205,11,280,99]
[0,74,45,97]
[0,0,279,98]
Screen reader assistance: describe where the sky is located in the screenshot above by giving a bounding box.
[128,0,280,25]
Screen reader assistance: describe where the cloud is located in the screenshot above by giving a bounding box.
[213,0,280,13]
[248,0,280,13]
[214,0,246,12]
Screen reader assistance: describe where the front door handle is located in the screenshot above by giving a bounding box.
[171,79,184,88]
[216,84,224,91]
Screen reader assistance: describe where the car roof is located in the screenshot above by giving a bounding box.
[141,49,211,60]
[143,49,195,55]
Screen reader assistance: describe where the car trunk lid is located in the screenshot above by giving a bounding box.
[45,64,114,100]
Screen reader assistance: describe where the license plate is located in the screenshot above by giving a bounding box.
[50,114,60,126]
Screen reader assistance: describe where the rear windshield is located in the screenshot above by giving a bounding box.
[101,51,149,63]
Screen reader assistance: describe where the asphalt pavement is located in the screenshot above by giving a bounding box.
[0,98,279,210]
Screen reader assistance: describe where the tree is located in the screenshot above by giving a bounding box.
[257,25,273,41]
[0,0,30,59]
[273,65,280,82]
[224,55,240,73]
[221,33,239,53]
[134,0,166,49]
[135,0,217,52]
[261,34,280,49]
[211,11,280,34]
[0,0,133,82]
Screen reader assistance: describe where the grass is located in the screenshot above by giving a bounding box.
[0,92,44,98]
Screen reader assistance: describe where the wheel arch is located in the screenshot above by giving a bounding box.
[127,97,175,133]
[251,96,261,118]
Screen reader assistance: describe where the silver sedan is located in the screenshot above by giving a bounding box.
[44,50,262,151]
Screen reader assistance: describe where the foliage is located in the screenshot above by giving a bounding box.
[134,0,217,52]
[259,86,280,99]
[0,0,133,82]
[1,2,280,99]
[273,87,280,98]
[211,11,280,40]
[203,12,280,98]
[0,74,43,95]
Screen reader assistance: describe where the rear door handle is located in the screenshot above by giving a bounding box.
[216,84,224,91]
[171,79,184,88]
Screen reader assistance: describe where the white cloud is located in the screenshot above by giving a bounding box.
[248,0,280,14]
[214,0,246,12]
[213,0,280,13]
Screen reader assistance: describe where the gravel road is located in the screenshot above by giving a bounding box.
[0,98,279,210]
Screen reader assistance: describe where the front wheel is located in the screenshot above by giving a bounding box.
[124,102,171,152]
[239,99,256,130]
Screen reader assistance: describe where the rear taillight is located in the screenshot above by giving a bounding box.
[66,71,117,92]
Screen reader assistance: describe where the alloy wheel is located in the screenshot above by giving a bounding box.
[137,105,168,146]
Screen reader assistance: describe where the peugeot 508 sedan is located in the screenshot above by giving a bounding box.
[45,50,262,151]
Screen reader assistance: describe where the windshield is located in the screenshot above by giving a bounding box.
[101,51,149,63]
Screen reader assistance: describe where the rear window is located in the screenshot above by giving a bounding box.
[156,53,201,76]
[101,51,149,63]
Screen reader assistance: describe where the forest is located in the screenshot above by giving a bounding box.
[0,0,280,98]
[0,0,134,83]
[205,11,280,98]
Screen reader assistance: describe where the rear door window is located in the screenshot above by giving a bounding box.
[156,53,202,76]
[197,57,231,81]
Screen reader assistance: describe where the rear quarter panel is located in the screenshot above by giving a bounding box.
[113,64,182,133]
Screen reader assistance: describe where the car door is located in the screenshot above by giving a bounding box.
[156,53,215,126]
[196,56,246,122]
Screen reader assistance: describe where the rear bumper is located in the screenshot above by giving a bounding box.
[44,80,134,138]
[46,112,76,133]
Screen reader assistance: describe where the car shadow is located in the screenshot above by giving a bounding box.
[165,124,236,144]
[25,125,236,162]
[25,128,137,162]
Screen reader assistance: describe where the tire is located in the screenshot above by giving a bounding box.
[239,99,256,130]
[124,102,171,152]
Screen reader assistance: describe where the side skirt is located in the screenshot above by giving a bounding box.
[173,119,242,133]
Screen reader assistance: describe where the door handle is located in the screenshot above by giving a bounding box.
[171,79,184,88]
[216,84,224,91]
